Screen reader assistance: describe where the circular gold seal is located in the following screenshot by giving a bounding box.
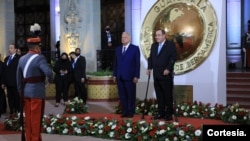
[140,0,217,75]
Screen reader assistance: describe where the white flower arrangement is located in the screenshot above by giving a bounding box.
[64,97,88,114]
[5,114,203,140]
[30,23,41,32]
[4,101,250,140]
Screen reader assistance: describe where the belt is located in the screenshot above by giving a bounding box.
[23,76,45,83]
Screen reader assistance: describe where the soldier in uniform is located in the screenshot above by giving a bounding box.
[16,36,53,141]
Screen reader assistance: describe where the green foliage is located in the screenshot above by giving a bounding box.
[86,70,112,76]
[220,103,250,124]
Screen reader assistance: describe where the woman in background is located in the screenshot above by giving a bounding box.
[16,48,22,55]
[53,52,72,107]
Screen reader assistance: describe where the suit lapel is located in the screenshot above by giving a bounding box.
[120,46,124,56]
[7,55,16,65]
[124,45,130,55]
[121,45,129,56]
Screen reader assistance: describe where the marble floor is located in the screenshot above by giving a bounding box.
[0,99,119,141]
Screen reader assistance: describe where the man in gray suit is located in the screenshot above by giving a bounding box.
[16,36,53,141]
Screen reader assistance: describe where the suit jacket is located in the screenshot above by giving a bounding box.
[101,30,116,49]
[113,44,140,80]
[72,55,86,82]
[3,54,20,87]
[148,40,177,80]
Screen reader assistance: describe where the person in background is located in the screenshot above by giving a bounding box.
[101,25,117,70]
[16,48,22,55]
[17,35,53,141]
[53,52,72,107]
[101,25,115,49]
[70,49,87,103]
[113,32,140,118]
[55,36,60,61]
[1,43,21,115]
[0,59,7,118]
[146,29,177,121]
[245,20,250,47]
[243,20,250,68]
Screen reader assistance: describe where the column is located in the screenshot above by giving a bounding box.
[0,0,15,59]
[50,0,60,53]
[131,0,141,46]
[124,0,132,34]
[124,0,141,45]
[59,0,101,72]
[226,0,241,67]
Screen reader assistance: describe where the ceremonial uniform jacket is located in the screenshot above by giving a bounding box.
[16,52,53,98]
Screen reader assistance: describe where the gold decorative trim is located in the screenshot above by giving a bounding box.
[140,0,217,75]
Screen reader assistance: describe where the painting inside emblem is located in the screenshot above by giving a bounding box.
[154,3,204,61]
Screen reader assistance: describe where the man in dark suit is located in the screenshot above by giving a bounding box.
[243,20,250,68]
[70,48,87,103]
[147,29,177,121]
[101,25,115,49]
[113,32,140,118]
[2,43,21,114]
[101,25,117,70]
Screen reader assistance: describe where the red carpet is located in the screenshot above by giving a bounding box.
[0,113,233,135]
[0,123,21,135]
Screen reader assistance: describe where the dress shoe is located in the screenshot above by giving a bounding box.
[120,114,127,118]
[165,115,173,121]
[151,115,165,120]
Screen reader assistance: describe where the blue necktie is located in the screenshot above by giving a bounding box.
[7,56,12,66]
[72,61,76,69]
[158,43,162,54]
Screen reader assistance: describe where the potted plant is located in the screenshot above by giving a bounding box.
[86,70,112,76]
[86,70,118,101]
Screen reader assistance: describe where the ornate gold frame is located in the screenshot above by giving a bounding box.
[140,0,217,75]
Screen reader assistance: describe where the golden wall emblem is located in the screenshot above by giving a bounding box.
[140,0,217,75]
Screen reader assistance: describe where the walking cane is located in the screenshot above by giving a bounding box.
[172,73,178,122]
[173,92,179,122]
[141,74,150,119]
